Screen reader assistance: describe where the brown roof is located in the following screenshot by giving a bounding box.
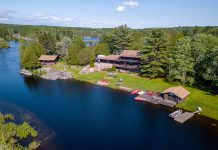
[161,86,190,100]
[120,50,141,58]
[39,55,58,61]
[99,55,120,61]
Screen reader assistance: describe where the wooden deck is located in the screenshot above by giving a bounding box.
[135,96,159,104]
[159,100,177,107]
[174,112,194,123]
[135,96,176,107]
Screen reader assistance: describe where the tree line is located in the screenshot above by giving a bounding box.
[140,29,218,94]
[1,23,217,93]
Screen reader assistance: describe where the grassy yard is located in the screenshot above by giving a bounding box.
[52,62,218,120]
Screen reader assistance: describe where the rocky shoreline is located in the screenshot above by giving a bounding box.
[20,67,73,80]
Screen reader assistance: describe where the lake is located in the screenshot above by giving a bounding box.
[0,41,217,150]
[83,37,100,46]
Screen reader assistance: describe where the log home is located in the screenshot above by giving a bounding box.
[97,50,141,71]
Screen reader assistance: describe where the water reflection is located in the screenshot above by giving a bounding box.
[23,76,42,91]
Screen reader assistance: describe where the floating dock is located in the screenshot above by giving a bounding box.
[174,112,194,123]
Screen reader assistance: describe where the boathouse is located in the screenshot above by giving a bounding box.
[39,55,58,65]
[161,86,190,103]
[97,50,141,71]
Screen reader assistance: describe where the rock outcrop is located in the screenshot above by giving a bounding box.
[20,69,33,76]
[40,68,72,80]
[20,68,72,80]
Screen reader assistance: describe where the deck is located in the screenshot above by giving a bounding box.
[159,100,177,107]
[174,112,194,123]
[135,95,176,107]
[135,96,159,104]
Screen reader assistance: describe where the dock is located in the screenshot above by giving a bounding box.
[135,96,159,104]
[135,95,176,107]
[158,100,176,108]
[174,112,194,123]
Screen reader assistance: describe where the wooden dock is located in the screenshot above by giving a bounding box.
[158,100,176,108]
[135,96,176,107]
[174,112,194,123]
[135,96,158,104]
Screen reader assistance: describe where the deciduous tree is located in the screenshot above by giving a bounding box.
[168,37,195,85]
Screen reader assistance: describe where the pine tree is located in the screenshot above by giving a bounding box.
[38,32,56,54]
[140,29,169,78]
[111,25,132,54]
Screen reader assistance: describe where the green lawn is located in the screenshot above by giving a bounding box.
[52,62,218,120]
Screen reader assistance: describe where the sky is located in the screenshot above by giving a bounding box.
[0,0,218,29]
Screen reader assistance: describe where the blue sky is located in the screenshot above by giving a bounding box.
[0,0,218,28]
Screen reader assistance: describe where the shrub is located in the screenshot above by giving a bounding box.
[108,66,116,72]
[89,60,95,67]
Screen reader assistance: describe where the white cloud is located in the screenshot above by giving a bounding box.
[116,5,126,12]
[116,1,139,12]
[0,9,127,28]
[123,1,139,8]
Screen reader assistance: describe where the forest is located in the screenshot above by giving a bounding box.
[0,23,217,94]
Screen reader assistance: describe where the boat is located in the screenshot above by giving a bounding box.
[134,97,143,101]
[147,91,154,96]
[131,90,141,95]
[197,107,202,111]
[194,107,203,114]
[169,109,183,118]
[138,91,145,95]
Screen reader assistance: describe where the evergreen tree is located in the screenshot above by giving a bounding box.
[111,25,132,54]
[38,32,56,54]
[130,31,145,50]
[56,31,61,42]
[20,42,45,70]
[168,37,195,85]
[140,29,169,78]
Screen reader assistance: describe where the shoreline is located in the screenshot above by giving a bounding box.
[20,67,218,121]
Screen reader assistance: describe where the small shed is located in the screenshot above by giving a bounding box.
[39,55,58,65]
[161,86,190,103]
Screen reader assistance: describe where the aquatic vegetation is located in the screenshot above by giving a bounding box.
[0,113,41,150]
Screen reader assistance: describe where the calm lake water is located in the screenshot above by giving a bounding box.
[0,41,217,150]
